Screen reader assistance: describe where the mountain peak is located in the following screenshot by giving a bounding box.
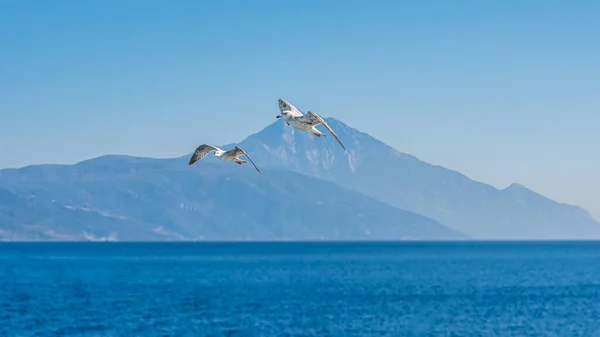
[504,183,529,191]
[222,117,600,240]
[228,117,408,180]
[239,116,400,153]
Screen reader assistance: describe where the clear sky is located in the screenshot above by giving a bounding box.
[1,0,599,218]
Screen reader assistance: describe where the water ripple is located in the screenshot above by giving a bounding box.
[2,242,600,336]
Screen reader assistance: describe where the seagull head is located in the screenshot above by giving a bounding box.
[276,111,292,119]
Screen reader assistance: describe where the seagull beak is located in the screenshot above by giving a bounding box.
[276,114,282,118]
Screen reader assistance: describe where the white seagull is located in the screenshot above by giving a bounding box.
[276,98,346,150]
[188,144,261,174]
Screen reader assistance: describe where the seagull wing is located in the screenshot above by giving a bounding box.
[281,100,304,117]
[305,111,346,150]
[189,144,219,165]
[288,105,304,117]
[227,146,262,174]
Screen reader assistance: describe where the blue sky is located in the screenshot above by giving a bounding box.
[1,0,599,217]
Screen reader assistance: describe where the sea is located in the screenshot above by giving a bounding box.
[1,241,600,336]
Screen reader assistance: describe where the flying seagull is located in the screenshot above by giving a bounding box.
[188,144,261,174]
[275,98,346,150]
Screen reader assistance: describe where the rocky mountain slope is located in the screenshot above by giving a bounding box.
[0,155,464,241]
[223,118,600,239]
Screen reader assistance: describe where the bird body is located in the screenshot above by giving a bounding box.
[276,98,346,150]
[188,144,261,174]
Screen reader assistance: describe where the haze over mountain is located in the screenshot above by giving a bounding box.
[224,118,600,240]
[0,155,464,241]
[1,117,597,241]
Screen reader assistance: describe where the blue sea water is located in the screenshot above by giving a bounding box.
[1,241,600,336]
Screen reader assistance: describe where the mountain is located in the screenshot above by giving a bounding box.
[3,116,596,241]
[0,155,465,241]
[226,118,600,240]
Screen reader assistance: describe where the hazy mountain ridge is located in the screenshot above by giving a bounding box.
[0,156,464,241]
[224,118,600,239]
[1,117,597,240]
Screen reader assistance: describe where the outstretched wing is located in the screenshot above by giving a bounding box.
[228,146,262,174]
[279,99,304,117]
[188,144,219,165]
[305,111,346,150]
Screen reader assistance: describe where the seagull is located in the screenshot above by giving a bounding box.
[275,98,346,150]
[188,144,261,174]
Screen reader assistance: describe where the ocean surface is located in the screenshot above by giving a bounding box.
[1,241,600,336]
